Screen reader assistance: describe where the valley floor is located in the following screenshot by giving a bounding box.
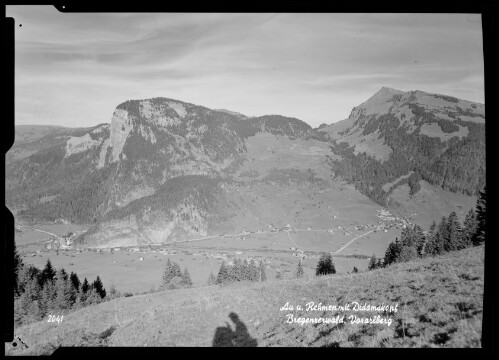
[7,245,484,353]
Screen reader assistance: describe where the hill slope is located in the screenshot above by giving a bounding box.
[320,87,485,206]
[7,245,484,352]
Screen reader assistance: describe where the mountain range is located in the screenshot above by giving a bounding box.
[6,87,485,248]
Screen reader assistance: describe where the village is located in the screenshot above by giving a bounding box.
[20,207,407,275]
[354,208,410,233]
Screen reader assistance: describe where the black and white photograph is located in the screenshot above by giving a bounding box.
[4,5,488,353]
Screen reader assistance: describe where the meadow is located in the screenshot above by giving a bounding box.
[7,245,484,352]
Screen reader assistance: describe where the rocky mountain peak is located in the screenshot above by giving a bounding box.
[355,87,405,115]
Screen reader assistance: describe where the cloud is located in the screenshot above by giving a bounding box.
[7,7,484,127]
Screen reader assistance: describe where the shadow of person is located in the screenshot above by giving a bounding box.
[230,312,257,347]
[212,312,257,347]
[212,321,235,347]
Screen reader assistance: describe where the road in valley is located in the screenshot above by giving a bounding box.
[18,225,59,238]
[162,235,219,246]
[333,230,373,254]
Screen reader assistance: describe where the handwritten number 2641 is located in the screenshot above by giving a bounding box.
[47,315,63,323]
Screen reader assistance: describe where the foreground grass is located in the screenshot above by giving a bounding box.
[7,246,484,353]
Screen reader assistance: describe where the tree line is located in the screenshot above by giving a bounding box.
[160,259,193,289]
[367,187,486,270]
[212,258,267,285]
[210,253,337,284]
[13,253,108,326]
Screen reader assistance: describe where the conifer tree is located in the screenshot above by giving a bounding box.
[13,240,23,296]
[400,227,414,248]
[54,269,74,311]
[383,237,401,266]
[92,276,106,299]
[398,245,417,262]
[216,260,230,284]
[207,272,216,285]
[166,276,183,290]
[258,260,267,282]
[40,279,56,316]
[412,225,426,256]
[74,290,86,309]
[248,259,259,281]
[445,211,462,251]
[14,298,24,325]
[315,252,336,276]
[161,259,173,287]
[25,300,43,324]
[437,216,449,250]
[473,187,486,246]
[19,277,42,323]
[429,220,437,235]
[424,222,437,256]
[160,260,185,289]
[296,259,304,278]
[425,218,446,256]
[84,287,102,306]
[69,272,81,291]
[59,268,68,281]
[172,262,182,278]
[233,258,243,281]
[434,216,449,255]
[41,259,56,286]
[462,208,477,248]
[16,264,29,296]
[245,259,255,281]
[421,221,434,256]
[368,254,378,270]
[81,278,90,294]
[434,231,445,255]
[181,268,193,287]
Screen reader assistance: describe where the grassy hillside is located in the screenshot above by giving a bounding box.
[7,245,483,352]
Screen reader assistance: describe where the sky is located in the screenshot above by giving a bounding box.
[7,7,485,128]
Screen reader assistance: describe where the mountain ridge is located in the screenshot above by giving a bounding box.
[7,88,484,248]
[320,87,485,208]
